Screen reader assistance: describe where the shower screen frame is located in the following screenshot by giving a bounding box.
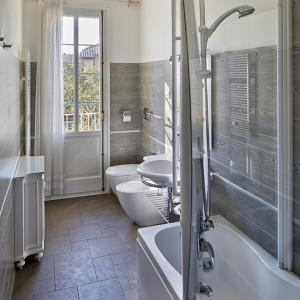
[277,0,293,272]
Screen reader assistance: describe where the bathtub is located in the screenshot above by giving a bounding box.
[136,215,300,300]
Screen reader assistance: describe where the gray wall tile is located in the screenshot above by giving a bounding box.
[110,63,140,133]
[210,46,278,257]
[110,132,140,166]
[139,60,172,155]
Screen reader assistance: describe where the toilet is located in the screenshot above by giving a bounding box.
[105,157,168,226]
[105,164,140,194]
[116,180,167,227]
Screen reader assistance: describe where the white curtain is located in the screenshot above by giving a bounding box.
[34,0,64,196]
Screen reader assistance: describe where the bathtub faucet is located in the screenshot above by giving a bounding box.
[198,238,215,272]
[200,218,214,232]
[199,282,213,297]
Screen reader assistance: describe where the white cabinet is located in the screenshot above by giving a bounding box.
[14,156,45,269]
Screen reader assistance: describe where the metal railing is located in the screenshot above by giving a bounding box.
[64,113,100,132]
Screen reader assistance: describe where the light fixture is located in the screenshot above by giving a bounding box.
[127,0,140,7]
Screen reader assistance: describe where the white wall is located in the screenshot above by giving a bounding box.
[0,0,22,57]
[194,0,278,53]
[139,0,172,63]
[22,0,140,63]
[22,0,39,60]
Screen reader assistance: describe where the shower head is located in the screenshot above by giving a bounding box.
[207,5,255,38]
[237,5,255,18]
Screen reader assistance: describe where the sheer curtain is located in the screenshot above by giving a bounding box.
[34,0,64,196]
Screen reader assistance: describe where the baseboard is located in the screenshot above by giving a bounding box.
[46,190,109,201]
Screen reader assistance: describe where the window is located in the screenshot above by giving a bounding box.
[62,12,103,133]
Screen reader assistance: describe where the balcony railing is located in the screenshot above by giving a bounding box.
[64,113,100,132]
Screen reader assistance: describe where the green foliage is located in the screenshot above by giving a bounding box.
[64,61,100,115]
[64,62,75,114]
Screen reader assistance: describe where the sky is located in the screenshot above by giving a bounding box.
[63,16,100,54]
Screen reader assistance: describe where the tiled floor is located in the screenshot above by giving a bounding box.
[12,194,139,300]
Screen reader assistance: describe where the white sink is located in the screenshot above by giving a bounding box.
[137,159,173,187]
[143,154,172,162]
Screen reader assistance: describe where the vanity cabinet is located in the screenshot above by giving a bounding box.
[14,156,45,269]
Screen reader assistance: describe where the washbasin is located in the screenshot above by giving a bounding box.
[137,159,173,187]
[143,154,172,162]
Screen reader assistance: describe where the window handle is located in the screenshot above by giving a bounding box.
[3,42,13,49]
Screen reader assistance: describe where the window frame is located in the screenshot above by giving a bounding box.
[63,8,104,135]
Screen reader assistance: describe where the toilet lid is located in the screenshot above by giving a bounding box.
[106,164,138,176]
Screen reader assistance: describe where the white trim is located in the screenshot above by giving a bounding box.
[46,190,108,201]
[277,0,293,271]
[65,130,102,138]
[103,8,111,192]
[110,130,140,134]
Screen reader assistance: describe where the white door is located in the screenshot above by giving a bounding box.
[62,9,107,196]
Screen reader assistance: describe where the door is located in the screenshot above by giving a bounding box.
[62,9,107,195]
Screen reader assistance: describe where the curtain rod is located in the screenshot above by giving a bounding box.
[36,0,140,7]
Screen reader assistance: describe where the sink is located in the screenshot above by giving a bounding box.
[143,154,172,162]
[137,159,173,187]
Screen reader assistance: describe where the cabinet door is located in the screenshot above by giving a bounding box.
[24,174,44,252]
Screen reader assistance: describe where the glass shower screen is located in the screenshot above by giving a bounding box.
[180,0,281,298]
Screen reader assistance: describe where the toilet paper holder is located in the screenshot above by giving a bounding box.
[121,107,132,122]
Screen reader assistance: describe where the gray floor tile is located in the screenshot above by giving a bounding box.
[98,214,133,229]
[45,225,69,239]
[93,256,117,281]
[115,263,137,290]
[15,256,55,283]
[32,278,55,295]
[88,236,131,258]
[32,287,79,300]
[78,279,125,300]
[13,194,138,300]
[124,288,138,300]
[69,224,102,242]
[44,236,71,256]
[110,249,136,266]
[54,250,97,290]
[71,240,89,252]
[101,225,138,242]
[12,257,55,300]
[81,212,98,225]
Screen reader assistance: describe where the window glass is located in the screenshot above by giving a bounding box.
[63,15,101,133]
[79,17,100,45]
[63,16,74,44]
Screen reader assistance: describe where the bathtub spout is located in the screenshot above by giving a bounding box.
[199,282,213,297]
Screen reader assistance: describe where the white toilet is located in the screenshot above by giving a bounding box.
[105,157,168,226]
[116,180,167,227]
[105,164,140,194]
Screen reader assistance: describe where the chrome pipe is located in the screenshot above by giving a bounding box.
[172,0,181,196]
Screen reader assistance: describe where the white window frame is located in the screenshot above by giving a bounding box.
[63,8,106,136]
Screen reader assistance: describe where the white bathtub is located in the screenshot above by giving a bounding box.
[137,215,300,300]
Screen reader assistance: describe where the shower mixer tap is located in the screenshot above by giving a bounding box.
[199,282,213,298]
[198,237,215,272]
[200,218,214,232]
